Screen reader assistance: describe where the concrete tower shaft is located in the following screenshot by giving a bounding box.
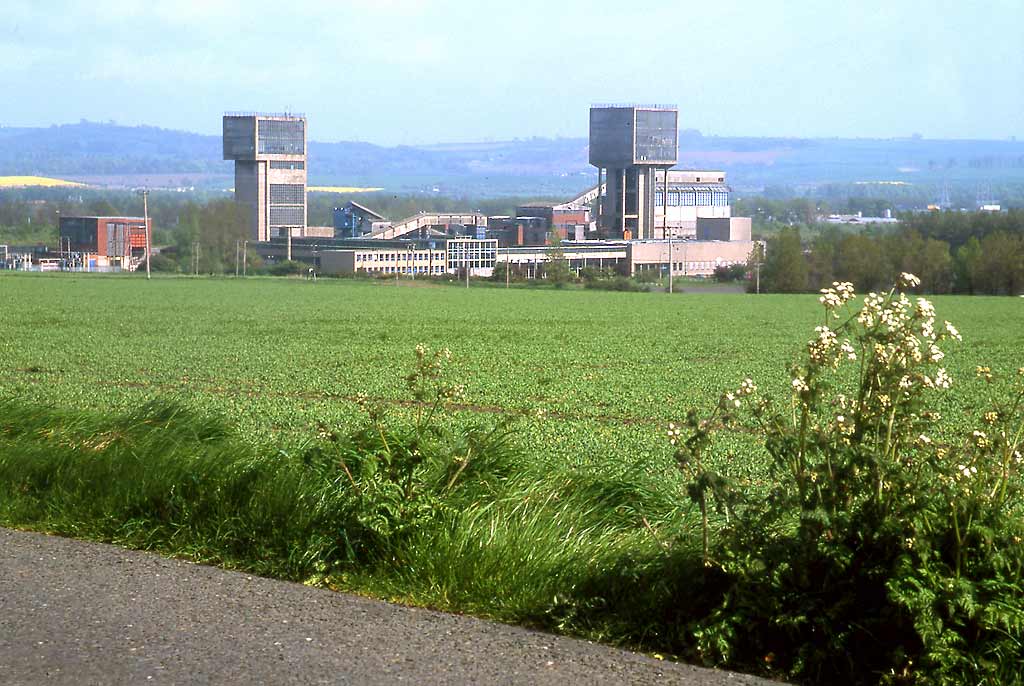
[589,105,678,240]
[223,113,307,243]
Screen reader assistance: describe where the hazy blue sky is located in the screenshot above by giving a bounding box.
[3,0,1021,144]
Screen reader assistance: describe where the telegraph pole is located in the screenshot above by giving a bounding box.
[753,244,762,294]
[235,240,240,277]
[243,240,248,277]
[142,189,151,280]
[665,169,672,294]
[668,232,674,294]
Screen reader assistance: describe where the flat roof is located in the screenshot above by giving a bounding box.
[59,216,148,221]
[223,111,306,119]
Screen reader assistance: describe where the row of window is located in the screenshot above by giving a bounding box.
[355,252,445,263]
[663,260,742,271]
[270,161,304,170]
[359,265,446,274]
[257,119,304,155]
[655,190,730,207]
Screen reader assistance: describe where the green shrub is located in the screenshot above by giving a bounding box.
[672,274,1024,684]
[713,264,747,282]
[267,259,306,276]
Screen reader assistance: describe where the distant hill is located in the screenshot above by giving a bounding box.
[0,122,1022,198]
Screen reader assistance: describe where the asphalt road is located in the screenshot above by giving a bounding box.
[0,527,778,685]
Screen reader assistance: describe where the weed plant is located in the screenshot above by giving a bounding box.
[671,274,1024,684]
[0,346,693,656]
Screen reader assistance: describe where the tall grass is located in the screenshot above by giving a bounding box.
[0,397,703,653]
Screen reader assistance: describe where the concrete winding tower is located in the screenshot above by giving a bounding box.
[223,113,307,242]
[589,105,678,240]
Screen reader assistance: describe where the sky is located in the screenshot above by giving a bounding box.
[2,0,1022,145]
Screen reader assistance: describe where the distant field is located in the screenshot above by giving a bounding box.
[0,175,86,188]
[308,185,384,193]
[1,274,1020,469]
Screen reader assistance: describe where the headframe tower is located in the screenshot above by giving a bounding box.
[589,105,678,240]
[223,112,307,242]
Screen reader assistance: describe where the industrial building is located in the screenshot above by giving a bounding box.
[223,113,308,242]
[590,105,678,240]
[333,202,389,238]
[331,202,488,241]
[277,236,499,278]
[59,215,151,270]
[233,105,757,281]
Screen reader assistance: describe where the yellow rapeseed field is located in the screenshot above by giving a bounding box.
[0,176,87,188]
[307,185,383,193]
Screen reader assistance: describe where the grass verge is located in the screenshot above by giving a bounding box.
[0,397,711,660]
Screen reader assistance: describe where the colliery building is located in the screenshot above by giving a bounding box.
[230,104,758,280]
[223,113,308,242]
[59,216,151,271]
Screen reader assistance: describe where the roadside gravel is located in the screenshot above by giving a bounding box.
[0,527,778,685]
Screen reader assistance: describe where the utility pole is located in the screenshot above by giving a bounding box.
[142,189,151,280]
[668,232,674,294]
[55,210,61,266]
[665,169,673,294]
[243,240,248,277]
[235,240,240,277]
[753,244,762,294]
[505,256,510,289]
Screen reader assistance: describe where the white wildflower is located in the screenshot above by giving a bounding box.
[899,272,921,289]
[915,297,935,318]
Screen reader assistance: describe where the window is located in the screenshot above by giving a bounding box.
[270,184,305,204]
[269,206,303,226]
[668,191,680,206]
[270,161,304,170]
[258,118,304,155]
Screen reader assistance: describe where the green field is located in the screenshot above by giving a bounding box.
[2,274,1020,467]
[3,273,1023,683]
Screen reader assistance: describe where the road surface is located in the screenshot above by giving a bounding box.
[0,527,777,685]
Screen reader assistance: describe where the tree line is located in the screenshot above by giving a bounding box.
[757,209,1024,295]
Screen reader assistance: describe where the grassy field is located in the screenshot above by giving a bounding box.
[1,274,1020,461]
[2,273,1022,681]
